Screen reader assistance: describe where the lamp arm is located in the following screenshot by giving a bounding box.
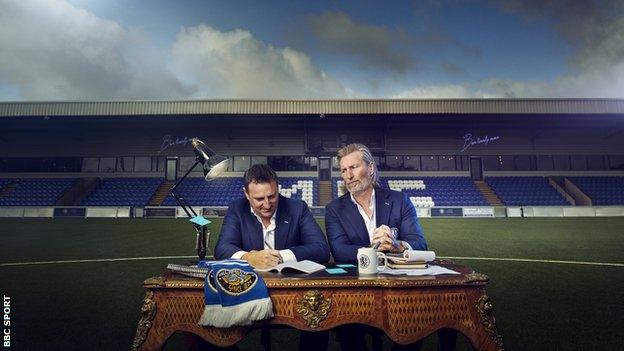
[169,159,210,261]
[170,160,201,219]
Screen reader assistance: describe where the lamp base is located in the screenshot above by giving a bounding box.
[196,227,209,262]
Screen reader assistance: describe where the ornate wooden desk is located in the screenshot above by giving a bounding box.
[131,261,504,351]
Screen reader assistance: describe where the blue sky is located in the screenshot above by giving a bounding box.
[1,0,622,100]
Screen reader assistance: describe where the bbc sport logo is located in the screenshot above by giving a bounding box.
[3,295,10,348]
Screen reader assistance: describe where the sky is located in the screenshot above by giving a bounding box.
[0,0,623,100]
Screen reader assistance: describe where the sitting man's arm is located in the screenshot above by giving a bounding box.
[241,250,282,268]
[214,204,281,268]
[214,205,244,260]
[325,204,364,263]
[372,225,404,253]
[396,192,428,251]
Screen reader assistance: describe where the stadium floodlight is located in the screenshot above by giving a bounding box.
[170,138,229,261]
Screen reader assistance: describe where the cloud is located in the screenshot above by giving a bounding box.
[422,27,482,60]
[307,11,414,73]
[396,1,624,98]
[393,62,624,98]
[440,61,468,77]
[171,24,348,99]
[393,83,499,99]
[497,0,624,70]
[0,0,192,100]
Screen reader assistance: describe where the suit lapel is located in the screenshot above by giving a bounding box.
[244,203,265,250]
[341,195,370,244]
[376,188,392,226]
[274,196,291,250]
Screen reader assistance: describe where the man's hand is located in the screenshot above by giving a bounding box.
[242,249,282,269]
[372,225,404,253]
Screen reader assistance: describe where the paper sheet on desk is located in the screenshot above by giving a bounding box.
[380,265,460,276]
[401,250,436,262]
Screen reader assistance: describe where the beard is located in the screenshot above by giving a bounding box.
[347,173,373,195]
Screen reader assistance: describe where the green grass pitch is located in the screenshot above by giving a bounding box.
[0,217,623,350]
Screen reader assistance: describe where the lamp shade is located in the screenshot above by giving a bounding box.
[191,138,229,180]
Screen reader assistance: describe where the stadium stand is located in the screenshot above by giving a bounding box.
[0,178,75,206]
[485,176,569,206]
[161,177,318,207]
[1,100,623,213]
[332,176,489,207]
[0,178,12,191]
[162,177,244,207]
[569,176,624,205]
[278,177,318,206]
[80,177,162,207]
[4,175,622,208]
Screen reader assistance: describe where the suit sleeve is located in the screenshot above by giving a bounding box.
[325,203,364,263]
[287,202,330,264]
[214,203,244,259]
[398,192,428,250]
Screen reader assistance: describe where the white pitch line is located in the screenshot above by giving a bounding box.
[440,256,624,267]
[0,255,622,268]
[0,255,197,267]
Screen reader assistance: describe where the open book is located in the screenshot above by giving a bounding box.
[254,260,326,274]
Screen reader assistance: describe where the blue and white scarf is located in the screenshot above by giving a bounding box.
[198,260,274,327]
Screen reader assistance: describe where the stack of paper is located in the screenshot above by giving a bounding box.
[381,265,460,276]
[385,250,435,269]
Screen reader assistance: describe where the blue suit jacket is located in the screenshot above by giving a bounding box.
[215,195,330,263]
[325,187,428,263]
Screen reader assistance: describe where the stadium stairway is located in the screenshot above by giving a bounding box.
[56,178,100,206]
[547,177,577,205]
[319,180,333,206]
[149,180,174,206]
[474,180,503,206]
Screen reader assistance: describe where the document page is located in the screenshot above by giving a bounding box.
[380,265,460,276]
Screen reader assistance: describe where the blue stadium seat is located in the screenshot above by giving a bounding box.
[485,176,569,206]
[569,176,624,205]
[0,178,75,206]
[332,176,489,207]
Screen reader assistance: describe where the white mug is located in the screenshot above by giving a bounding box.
[357,247,387,275]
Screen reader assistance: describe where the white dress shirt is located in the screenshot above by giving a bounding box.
[231,206,297,263]
[350,189,377,242]
[350,188,412,250]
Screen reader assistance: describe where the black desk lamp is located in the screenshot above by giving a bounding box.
[170,138,229,261]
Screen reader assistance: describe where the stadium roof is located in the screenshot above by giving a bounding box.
[1,99,624,117]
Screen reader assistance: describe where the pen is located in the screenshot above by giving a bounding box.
[371,241,380,250]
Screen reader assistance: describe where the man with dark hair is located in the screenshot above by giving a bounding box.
[215,164,330,268]
[215,164,330,351]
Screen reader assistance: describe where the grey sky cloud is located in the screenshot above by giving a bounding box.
[171,25,348,99]
[394,61,624,98]
[440,61,468,76]
[497,0,624,69]
[0,0,192,100]
[422,27,483,60]
[395,1,624,99]
[308,11,414,73]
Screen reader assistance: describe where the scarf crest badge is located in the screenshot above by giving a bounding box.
[198,259,274,327]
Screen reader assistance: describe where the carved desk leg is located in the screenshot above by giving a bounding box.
[131,291,157,351]
[473,293,505,351]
